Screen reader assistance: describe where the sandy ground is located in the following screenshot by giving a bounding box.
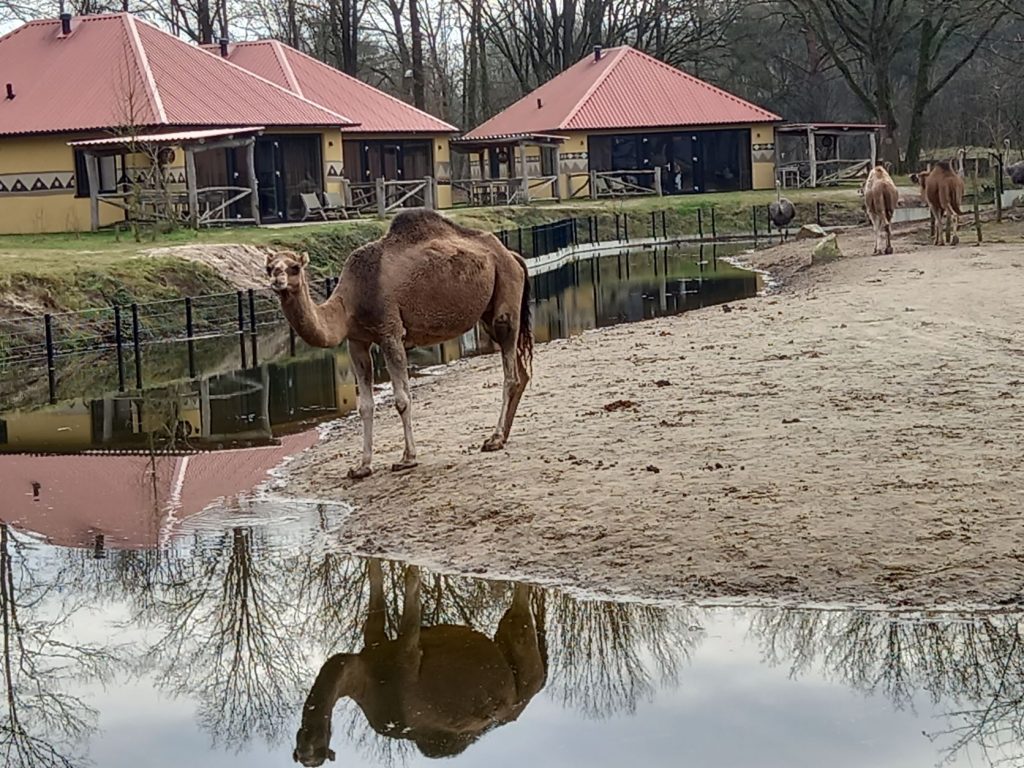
[283,220,1024,608]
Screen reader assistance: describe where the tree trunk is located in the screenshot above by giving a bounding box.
[409,0,426,109]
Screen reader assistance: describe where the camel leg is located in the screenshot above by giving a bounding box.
[363,558,386,648]
[871,217,881,255]
[482,309,529,452]
[883,218,893,255]
[495,584,546,706]
[348,339,375,480]
[380,337,417,472]
[948,209,960,246]
[397,565,423,673]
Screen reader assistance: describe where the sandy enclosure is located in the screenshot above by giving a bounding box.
[282,222,1024,608]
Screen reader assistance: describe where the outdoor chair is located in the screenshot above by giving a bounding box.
[322,190,355,219]
[300,192,341,221]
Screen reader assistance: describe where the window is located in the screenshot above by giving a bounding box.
[74,150,124,198]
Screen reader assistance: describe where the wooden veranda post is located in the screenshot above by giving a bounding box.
[519,140,529,203]
[424,175,435,209]
[807,126,818,188]
[85,152,101,231]
[869,132,878,168]
[552,145,562,201]
[184,146,199,229]
[246,138,260,224]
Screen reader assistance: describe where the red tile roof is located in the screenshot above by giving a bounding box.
[218,40,458,134]
[464,46,780,141]
[0,14,354,137]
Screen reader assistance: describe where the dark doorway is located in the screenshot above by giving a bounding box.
[344,139,434,182]
[588,129,751,194]
[251,134,323,223]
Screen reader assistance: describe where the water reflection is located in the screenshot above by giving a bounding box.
[1,244,760,435]
[295,561,545,765]
[2,500,1022,767]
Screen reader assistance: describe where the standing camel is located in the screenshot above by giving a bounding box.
[267,209,533,479]
[862,164,899,255]
[292,560,547,765]
[910,148,965,246]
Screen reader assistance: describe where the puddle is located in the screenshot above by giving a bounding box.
[1,245,760,454]
[0,496,1021,768]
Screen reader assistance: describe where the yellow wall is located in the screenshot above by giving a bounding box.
[750,125,776,191]
[0,134,126,234]
[2,406,93,450]
[320,128,345,197]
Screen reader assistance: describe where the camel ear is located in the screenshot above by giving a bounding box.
[328,749,336,761]
[292,749,300,763]
[298,252,310,268]
[266,252,277,267]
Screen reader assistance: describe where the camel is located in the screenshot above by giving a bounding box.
[267,209,533,479]
[862,164,899,255]
[910,149,965,246]
[292,560,547,765]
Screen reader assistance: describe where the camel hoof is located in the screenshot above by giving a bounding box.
[347,466,373,480]
[481,436,506,452]
[391,460,418,473]
[884,245,893,255]
[951,235,960,246]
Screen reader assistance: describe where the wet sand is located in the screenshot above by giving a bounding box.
[283,221,1024,608]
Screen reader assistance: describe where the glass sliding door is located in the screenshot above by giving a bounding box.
[253,134,323,223]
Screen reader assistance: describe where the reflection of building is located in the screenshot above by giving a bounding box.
[0,352,353,454]
[456,46,780,203]
[0,431,317,550]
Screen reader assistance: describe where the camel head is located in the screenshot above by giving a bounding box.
[909,168,930,190]
[266,250,309,295]
[293,722,335,766]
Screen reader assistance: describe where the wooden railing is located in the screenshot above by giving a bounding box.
[344,177,436,215]
[574,169,662,199]
[452,175,560,207]
[97,185,255,227]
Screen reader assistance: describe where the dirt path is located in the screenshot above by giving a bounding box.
[282,223,1024,608]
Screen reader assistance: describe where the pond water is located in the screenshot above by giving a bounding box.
[0,244,760,454]
[0,496,1021,768]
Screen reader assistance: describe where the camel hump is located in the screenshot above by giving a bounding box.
[387,208,482,241]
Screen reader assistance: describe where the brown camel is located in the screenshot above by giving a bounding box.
[267,209,533,479]
[910,149,965,246]
[862,164,900,255]
[292,560,547,765]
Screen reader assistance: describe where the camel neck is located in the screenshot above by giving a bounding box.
[280,279,348,348]
[302,654,357,722]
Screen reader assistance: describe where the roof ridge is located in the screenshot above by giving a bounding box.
[131,17,358,126]
[622,47,779,121]
[270,39,304,97]
[278,43,458,132]
[560,46,631,130]
[123,14,167,124]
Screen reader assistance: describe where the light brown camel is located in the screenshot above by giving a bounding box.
[910,149,965,246]
[292,560,547,765]
[862,164,899,255]
[267,209,533,479]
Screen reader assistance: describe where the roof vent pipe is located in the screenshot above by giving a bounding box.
[219,37,229,57]
[537,97,543,109]
[60,13,72,36]
[594,45,602,61]
[5,83,13,100]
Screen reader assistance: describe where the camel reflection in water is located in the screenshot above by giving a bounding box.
[293,559,546,765]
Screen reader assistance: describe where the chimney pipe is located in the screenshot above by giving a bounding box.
[537,97,543,109]
[594,45,602,61]
[60,13,72,36]
[219,37,229,57]
[5,83,13,100]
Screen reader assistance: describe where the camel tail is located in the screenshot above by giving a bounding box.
[516,256,534,378]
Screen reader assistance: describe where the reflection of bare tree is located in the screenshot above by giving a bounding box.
[750,609,1024,766]
[0,525,118,768]
[137,527,306,750]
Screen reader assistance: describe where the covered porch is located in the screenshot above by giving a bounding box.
[69,127,264,231]
[775,123,885,188]
[450,133,567,206]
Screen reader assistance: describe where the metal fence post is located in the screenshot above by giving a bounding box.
[623,214,629,241]
[816,201,823,226]
[131,303,143,389]
[236,290,248,368]
[44,313,56,404]
[650,211,657,239]
[185,297,196,379]
[697,208,704,240]
[114,304,126,392]
[752,205,758,240]
[661,210,667,239]
[710,206,717,240]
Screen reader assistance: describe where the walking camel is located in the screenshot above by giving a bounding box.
[293,560,547,765]
[862,164,900,255]
[267,209,533,479]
